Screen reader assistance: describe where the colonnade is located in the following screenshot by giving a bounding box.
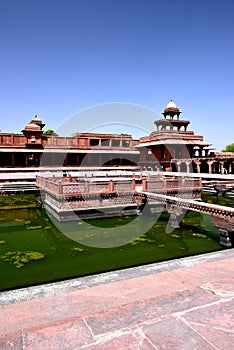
[175,159,234,174]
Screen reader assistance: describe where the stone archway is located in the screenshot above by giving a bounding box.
[180,162,188,172]
[212,162,220,174]
[200,161,209,173]
[192,161,198,173]
[171,163,178,172]
[187,162,193,173]
[224,161,234,174]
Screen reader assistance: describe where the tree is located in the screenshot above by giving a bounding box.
[222,142,234,152]
[43,129,58,136]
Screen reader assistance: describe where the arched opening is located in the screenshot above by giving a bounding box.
[200,162,209,173]
[212,162,220,174]
[180,162,187,172]
[224,162,229,174]
[172,163,178,172]
[192,161,198,173]
[187,162,193,173]
[224,161,234,174]
[231,163,234,174]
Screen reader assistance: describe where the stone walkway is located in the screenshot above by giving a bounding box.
[0,250,233,349]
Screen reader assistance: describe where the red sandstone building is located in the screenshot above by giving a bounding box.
[0,101,233,174]
[137,100,234,174]
[0,115,139,168]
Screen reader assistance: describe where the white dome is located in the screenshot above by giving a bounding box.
[166,100,177,108]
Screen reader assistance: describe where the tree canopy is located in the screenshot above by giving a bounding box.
[222,142,234,152]
[43,129,58,136]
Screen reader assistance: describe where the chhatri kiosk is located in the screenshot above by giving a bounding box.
[137,100,212,172]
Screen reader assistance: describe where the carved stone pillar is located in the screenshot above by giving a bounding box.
[186,162,191,173]
[219,162,224,175]
[84,181,89,193]
[177,162,181,172]
[196,160,201,173]
[142,179,147,191]
[207,161,213,174]
[109,180,114,192]
[58,182,63,195]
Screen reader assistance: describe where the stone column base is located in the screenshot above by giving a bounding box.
[219,229,232,248]
[169,214,181,229]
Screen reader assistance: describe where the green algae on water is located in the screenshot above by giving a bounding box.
[71,247,85,252]
[192,233,207,238]
[0,250,46,268]
[0,193,230,291]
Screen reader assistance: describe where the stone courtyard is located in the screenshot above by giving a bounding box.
[0,249,233,349]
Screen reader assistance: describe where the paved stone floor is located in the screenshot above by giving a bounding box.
[0,249,233,350]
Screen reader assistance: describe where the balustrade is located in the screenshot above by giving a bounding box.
[37,174,203,196]
[113,181,133,192]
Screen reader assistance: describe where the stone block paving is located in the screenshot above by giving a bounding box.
[0,250,233,349]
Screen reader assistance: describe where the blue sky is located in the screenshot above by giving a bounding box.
[0,0,233,150]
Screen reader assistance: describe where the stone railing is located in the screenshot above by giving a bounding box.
[36,176,61,194]
[37,176,133,195]
[36,175,202,197]
[146,177,201,192]
[142,191,234,221]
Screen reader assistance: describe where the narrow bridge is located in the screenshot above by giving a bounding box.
[200,179,234,197]
[140,191,234,248]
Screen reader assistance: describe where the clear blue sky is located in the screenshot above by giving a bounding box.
[0,0,233,151]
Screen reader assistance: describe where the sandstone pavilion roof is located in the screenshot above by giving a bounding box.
[166,100,177,109]
[22,115,45,131]
[137,100,211,148]
[163,99,181,116]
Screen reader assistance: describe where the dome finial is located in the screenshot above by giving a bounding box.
[166,100,177,109]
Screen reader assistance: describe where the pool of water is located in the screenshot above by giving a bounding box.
[0,194,232,291]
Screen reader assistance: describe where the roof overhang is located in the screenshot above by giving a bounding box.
[0,148,139,154]
[136,140,211,148]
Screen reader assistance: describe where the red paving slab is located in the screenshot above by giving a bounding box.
[0,250,233,349]
[142,317,216,350]
[178,299,234,350]
[0,331,23,350]
[84,288,220,335]
[78,330,148,350]
[23,317,94,350]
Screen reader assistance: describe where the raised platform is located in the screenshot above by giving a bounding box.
[0,249,233,349]
[44,200,139,221]
[36,174,202,222]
